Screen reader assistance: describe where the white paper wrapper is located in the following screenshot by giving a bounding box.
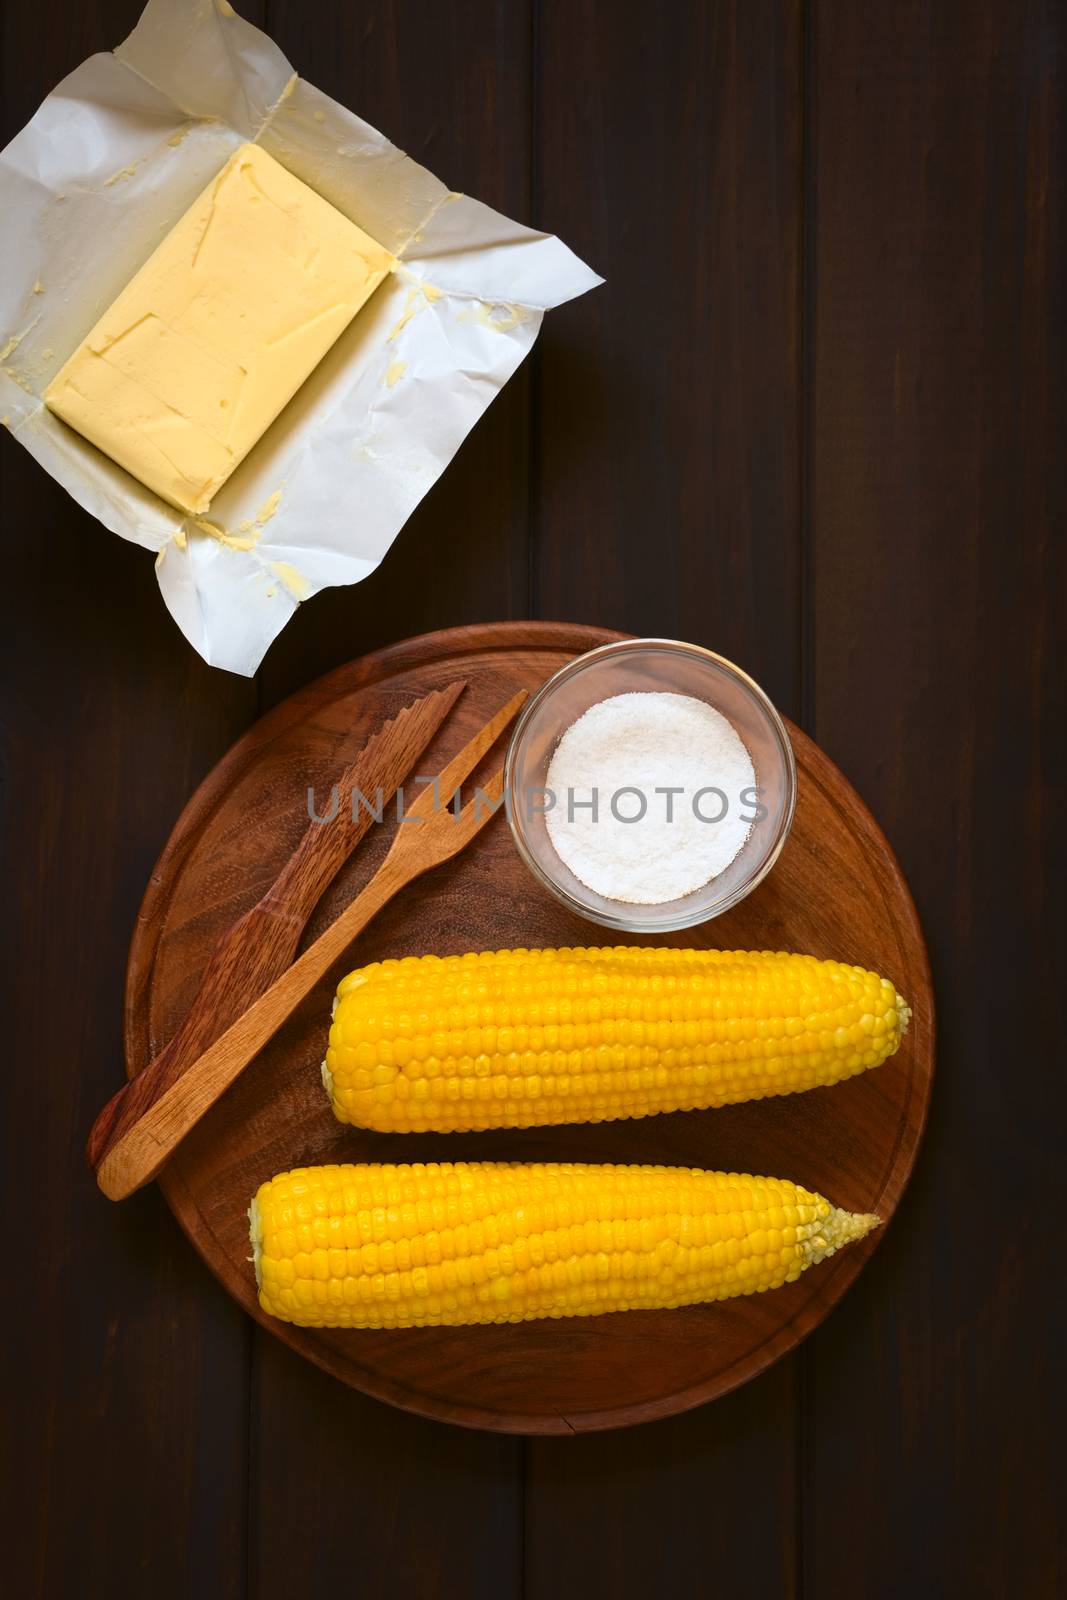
[0,0,601,674]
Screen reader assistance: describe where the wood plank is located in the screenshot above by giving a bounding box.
[527,1387,796,1596]
[247,6,530,1595]
[527,0,803,1594]
[256,0,534,706]
[0,9,263,1596]
[246,1189,522,1579]
[251,1337,521,1599]
[532,0,803,714]
[805,3,1066,1596]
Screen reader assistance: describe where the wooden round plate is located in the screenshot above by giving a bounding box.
[125,622,933,1434]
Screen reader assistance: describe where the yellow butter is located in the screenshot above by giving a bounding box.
[45,143,394,514]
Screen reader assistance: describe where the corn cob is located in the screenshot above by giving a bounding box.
[322,946,910,1134]
[250,1161,878,1330]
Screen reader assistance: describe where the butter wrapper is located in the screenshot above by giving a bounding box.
[0,0,601,674]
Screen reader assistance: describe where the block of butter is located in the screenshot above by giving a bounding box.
[44,142,394,515]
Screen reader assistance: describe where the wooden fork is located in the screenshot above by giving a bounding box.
[96,688,528,1202]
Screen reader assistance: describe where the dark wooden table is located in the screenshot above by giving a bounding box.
[2,3,1063,1596]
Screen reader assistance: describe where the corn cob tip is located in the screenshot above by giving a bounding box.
[895,993,912,1042]
[248,1197,263,1289]
[320,1058,334,1100]
[804,1206,881,1267]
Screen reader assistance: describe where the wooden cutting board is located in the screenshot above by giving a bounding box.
[125,621,934,1434]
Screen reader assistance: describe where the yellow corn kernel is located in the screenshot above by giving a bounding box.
[250,1162,879,1330]
[322,947,911,1134]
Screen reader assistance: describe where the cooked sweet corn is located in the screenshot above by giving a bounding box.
[322,946,910,1134]
[250,1161,879,1330]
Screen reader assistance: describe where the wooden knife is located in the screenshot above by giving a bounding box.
[87,679,465,1179]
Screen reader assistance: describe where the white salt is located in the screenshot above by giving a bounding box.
[544,691,756,905]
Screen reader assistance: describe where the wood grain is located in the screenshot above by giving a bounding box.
[245,6,536,1593]
[532,0,803,714]
[250,1335,523,1600]
[124,622,932,1433]
[804,4,1066,1596]
[4,0,1061,1593]
[0,7,263,1596]
[528,0,805,1589]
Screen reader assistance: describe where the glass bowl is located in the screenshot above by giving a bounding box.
[504,639,797,932]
